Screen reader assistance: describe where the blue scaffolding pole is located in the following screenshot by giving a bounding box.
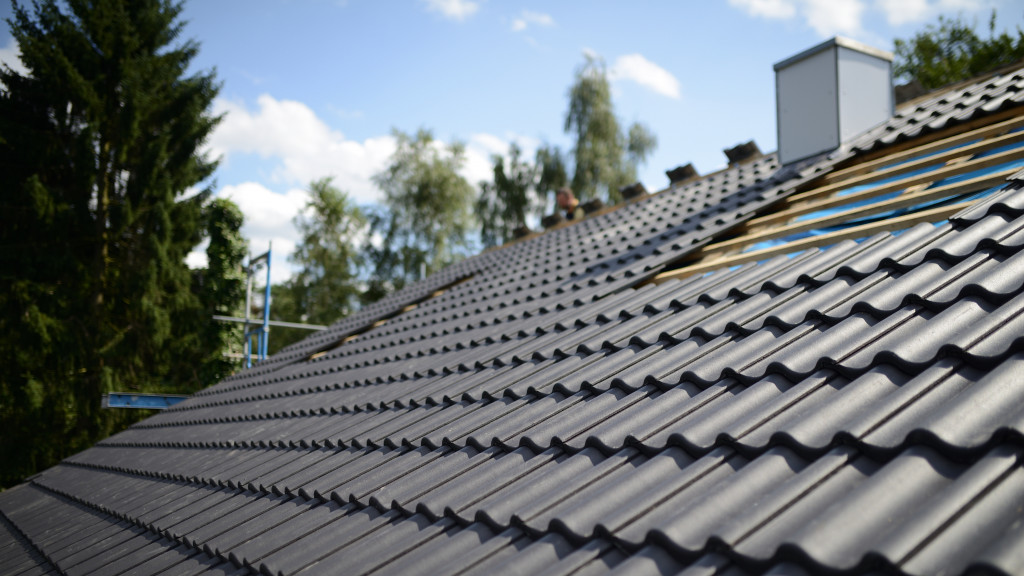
[102,393,188,410]
[244,243,272,368]
[213,241,326,369]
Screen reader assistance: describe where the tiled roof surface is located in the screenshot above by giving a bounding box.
[848,66,1024,154]
[3,67,1024,576]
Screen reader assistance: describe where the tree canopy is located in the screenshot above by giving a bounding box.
[367,129,475,298]
[564,55,657,204]
[894,11,1024,90]
[535,143,569,205]
[0,0,229,487]
[268,178,367,354]
[476,143,542,248]
[287,178,367,324]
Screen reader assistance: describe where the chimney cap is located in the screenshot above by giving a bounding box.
[666,163,699,184]
[541,213,563,228]
[620,182,648,200]
[580,198,604,214]
[724,141,762,166]
[773,36,892,71]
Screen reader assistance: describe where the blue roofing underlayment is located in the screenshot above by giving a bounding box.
[3,68,1024,576]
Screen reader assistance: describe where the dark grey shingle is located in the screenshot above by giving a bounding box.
[5,66,1024,576]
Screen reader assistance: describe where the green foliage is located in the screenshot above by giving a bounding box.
[368,129,475,297]
[189,198,247,384]
[476,143,541,248]
[287,178,366,323]
[0,0,222,487]
[894,11,1024,90]
[162,197,246,389]
[564,55,657,204]
[627,123,658,172]
[202,199,248,320]
[266,284,304,356]
[268,178,367,354]
[535,144,568,212]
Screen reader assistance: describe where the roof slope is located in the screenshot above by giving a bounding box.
[3,68,1024,576]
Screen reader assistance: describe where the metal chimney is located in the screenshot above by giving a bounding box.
[774,37,893,165]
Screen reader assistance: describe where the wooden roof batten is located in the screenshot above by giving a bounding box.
[652,100,1024,285]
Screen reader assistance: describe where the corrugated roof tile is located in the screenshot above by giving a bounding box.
[7,61,1024,576]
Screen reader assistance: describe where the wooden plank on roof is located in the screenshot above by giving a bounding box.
[841,105,1024,167]
[814,123,1024,193]
[748,145,1023,229]
[652,201,975,283]
[821,113,1024,184]
[691,169,1012,260]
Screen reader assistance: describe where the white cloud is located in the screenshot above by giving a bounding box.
[874,0,930,25]
[463,132,541,187]
[207,95,395,205]
[0,38,28,77]
[220,182,310,285]
[728,0,864,37]
[875,0,990,27]
[730,0,994,38]
[610,54,682,100]
[186,242,209,270]
[727,0,797,19]
[184,182,306,284]
[421,0,479,21]
[463,134,509,187]
[205,94,508,283]
[803,0,866,37]
[463,144,495,187]
[512,10,555,32]
[470,133,513,157]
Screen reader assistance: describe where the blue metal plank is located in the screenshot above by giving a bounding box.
[103,393,188,410]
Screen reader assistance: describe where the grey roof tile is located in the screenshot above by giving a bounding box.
[367,522,498,575]
[111,543,201,576]
[156,553,248,576]
[7,64,1024,576]
[457,532,582,576]
[297,514,455,576]
[228,500,351,570]
[0,510,57,576]
[254,506,396,576]
[603,545,684,576]
[67,530,173,576]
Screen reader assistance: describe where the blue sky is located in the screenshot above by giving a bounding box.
[3,0,1024,282]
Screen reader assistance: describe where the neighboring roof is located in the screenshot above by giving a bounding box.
[3,66,1024,576]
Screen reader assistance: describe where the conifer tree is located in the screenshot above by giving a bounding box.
[179,198,248,387]
[0,0,221,486]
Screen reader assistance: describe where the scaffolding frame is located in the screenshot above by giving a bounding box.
[243,244,273,368]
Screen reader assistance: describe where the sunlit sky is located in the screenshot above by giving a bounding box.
[3,0,1024,283]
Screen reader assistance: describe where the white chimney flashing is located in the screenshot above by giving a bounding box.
[775,37,894,165]
[773,37,893,72]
